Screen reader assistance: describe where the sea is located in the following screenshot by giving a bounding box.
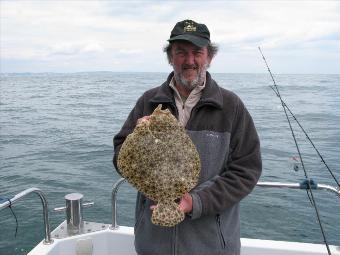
[0,72,339,254]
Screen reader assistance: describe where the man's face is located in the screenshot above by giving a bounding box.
[170,41,212,91]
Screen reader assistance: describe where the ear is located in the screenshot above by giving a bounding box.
[207,56,213,65]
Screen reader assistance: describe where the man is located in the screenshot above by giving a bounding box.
[113,19,262,255]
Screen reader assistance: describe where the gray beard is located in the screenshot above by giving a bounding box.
[174,62,209,92]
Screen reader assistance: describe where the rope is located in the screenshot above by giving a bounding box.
[0,197,19,237]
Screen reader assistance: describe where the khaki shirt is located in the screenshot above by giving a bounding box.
[169,77,206,127]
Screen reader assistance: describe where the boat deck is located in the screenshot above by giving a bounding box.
[28,221,340,255]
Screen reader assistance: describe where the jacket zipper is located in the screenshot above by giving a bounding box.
[185,101,215,127]
[186,105,197,127]
[216,214,226,249]
[134,197,145,233]
[173,225,177,255]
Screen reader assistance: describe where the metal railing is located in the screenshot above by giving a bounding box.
[110,178,340,229]
[2,179,337,244]
[0,188,53,244]
[111,178,127,229]
[257,180,340,198]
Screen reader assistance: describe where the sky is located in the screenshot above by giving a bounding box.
[1,1,340,74]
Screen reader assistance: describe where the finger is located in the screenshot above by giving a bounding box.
[182,193,191,200]
[179,193,193,213]
[137,116,150,125]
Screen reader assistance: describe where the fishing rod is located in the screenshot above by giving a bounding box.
[258,46,315,216]
[268,84,340,188]
[258,46,332,255]
[258,48,339,188]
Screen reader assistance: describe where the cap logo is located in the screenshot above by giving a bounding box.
[184,21,196,32]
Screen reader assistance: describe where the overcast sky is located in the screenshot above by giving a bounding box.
[1,1,340,74]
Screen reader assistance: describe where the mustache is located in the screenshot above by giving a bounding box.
[182,64,198,70]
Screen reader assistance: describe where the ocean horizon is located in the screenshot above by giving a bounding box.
[2,71,340,75]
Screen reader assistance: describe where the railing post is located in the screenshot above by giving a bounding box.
[0,188,53,245]
[110,178,126,230]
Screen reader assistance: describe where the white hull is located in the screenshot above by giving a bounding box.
[2,184,338,255]
[29,221,340,255]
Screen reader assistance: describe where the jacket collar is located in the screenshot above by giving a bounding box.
[150,71,223,109]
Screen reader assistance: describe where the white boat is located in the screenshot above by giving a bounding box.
[1,178,339,255]
[27,223,340,255]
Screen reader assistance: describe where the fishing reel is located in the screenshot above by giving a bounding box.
[290,156,301,172]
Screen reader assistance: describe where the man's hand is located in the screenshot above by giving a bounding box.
[179,193,193,213]
[150,193,193,214]
[137,115,150,125]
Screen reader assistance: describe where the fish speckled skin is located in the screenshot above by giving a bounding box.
[117,105,200,227]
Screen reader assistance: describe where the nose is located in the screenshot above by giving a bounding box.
[184,52,195,65]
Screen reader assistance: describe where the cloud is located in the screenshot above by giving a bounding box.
[117,49,142,55]
[47,42,104,56]
[1,1,339,73]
